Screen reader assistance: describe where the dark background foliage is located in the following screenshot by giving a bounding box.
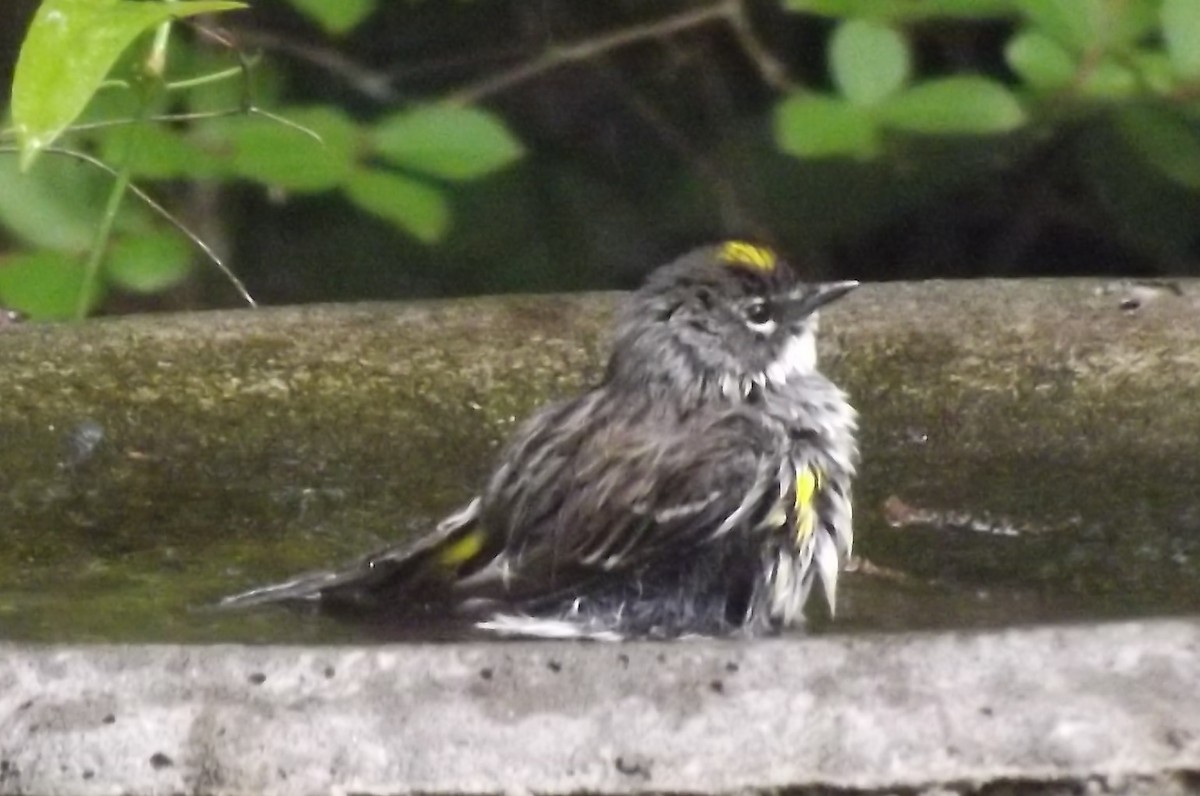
[2,0,1198,317]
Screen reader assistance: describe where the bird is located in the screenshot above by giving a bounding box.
[221,241,859,640]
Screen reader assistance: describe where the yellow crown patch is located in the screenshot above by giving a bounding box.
[719,241,777,272]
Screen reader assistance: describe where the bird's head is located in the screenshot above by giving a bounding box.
[608,242,857,402]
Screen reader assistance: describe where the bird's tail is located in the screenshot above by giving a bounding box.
[218,498,489,612]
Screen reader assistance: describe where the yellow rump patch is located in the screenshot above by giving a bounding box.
[437,529,486,567]
[719,241,777,272]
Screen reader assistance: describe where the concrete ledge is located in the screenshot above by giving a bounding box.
[3,620,1200,796]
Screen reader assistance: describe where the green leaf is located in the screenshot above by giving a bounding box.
[1081,58,1138,100]
[1015,0,1153,53]
[829,19,911,106]
[11,0,246,170]
[286,0,376,35]
[879,77,1025,135]
[98,124,227,180]
[0,152,108,252]
[0,250,103,320]
[1112,0,1162,47]
[1005,30,1077,90]
[344,169,450,243]
[371,105,524,182]
[105,231,193,293]
[1113,105,1200,190]
[1014,0,1103,53]
[773,94,882,159]
[1162,0,1200,80]
[785,0,1016,20]
[208,106,360,192]
[1131,50,1175,96]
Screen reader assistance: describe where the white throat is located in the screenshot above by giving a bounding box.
[716,324,821,401]
[765,327,817,386]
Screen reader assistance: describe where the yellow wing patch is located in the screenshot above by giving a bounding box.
[719,241,777,272]
[437,529,486,567]
[794,467,822,545]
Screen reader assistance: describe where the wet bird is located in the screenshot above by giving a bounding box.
[222,241,859,639]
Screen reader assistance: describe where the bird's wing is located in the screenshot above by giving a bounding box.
[460,408,795,600]
[220,406,808,614]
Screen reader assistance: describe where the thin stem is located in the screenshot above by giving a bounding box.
[165,63,248,92]
[77,148,134,319]
[26,101,291,137]
[39,147,257,308]
[39,108,245,135]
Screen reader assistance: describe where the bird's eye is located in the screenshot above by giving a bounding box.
[656,301,682,322]
[745,300,772,326]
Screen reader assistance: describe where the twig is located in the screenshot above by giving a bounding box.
[445,1,740,106]
[222,27,400,103]
[213,3,793,109]
[724,2,794,93]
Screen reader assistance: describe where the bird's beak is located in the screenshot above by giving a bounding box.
[780,280,859,323]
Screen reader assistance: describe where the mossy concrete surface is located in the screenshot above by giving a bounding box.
[2,279,1199,642]
[1,619,1199,795]
[0,296,611,643]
